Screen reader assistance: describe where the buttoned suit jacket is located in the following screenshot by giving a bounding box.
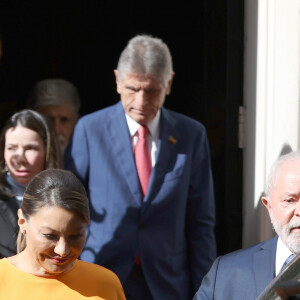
[193,236,278,300]
[64,101,216,300]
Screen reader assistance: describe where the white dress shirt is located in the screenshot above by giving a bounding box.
[275,237,294,276]
[125,110,160,167]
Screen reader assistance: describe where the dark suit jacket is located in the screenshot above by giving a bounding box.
[65,101,216,299]
[193,236,278,300]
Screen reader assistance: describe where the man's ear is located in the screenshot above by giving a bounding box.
[114,70,121,94]
[261,196,274,224]
[262,196,271,210]
[165,72,175,95]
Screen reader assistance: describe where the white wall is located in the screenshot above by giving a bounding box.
[243,0,300,247]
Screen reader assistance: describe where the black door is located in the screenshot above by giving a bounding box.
[0,0,244,255]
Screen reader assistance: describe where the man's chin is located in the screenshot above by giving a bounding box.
[59,144,67,155]
[131,114,147,124]
[129,110,156,124]
[57,137,68,154]
[284,235,300,254]
[272,225,299,253]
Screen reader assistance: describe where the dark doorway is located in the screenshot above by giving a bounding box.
[0,0,243,255]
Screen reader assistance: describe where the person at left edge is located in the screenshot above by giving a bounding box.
[65,34,216,299]
[0,109,61,258]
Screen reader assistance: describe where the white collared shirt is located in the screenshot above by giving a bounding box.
[275,237,294,276]
[125,110,160,167]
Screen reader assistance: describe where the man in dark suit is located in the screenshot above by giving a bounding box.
[65,34,216,300]
[193,150,300,300]
[27,78,80,155]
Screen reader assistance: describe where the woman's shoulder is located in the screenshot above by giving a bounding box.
[0,175,15,201]
[75,260,119,279]
[0,191,19,220]
[68,260,125,299]
[0,258,15,274]
[0,258,8,266]
[73,260,123,289]
[0,176,19,211]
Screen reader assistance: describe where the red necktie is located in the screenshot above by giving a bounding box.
[134,126,151,265]
[135,125,152,197]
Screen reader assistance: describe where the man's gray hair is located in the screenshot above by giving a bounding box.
[265,150,300,197]
[117,34,173,87]
[28,79,81,113]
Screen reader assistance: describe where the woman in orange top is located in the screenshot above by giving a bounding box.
[0,169,125,300]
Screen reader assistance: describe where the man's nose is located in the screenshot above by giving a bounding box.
[295,201,300,216]
[53,119,64,136]
[136,90,147,104]
[54,238,70,257]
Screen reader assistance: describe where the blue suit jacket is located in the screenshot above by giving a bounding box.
[65,101,216,299]
[193,236,278,300]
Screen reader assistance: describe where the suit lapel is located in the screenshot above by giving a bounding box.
[105,105,178,206]
[253,236,277,296]
[106,102,142,205]
[143,108,178,205]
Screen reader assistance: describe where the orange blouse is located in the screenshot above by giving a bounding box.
[0,258,125,300]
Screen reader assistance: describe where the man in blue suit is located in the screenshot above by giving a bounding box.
[65,34,216,300]
[194,150,300,300]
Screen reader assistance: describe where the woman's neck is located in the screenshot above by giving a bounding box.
[6,173,27,196]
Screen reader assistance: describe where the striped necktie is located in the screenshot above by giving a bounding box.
[281,253,296,271]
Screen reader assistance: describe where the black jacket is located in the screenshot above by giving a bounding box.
[0,190,19,258]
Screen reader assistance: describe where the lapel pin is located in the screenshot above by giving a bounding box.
[168,136,177,145]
